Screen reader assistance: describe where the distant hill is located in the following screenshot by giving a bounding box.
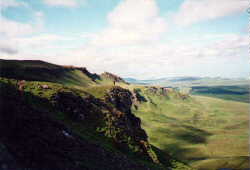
[0,59,127,87]
[124,76,249,87]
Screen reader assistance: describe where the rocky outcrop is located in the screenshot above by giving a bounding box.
[146,86,169,96]
[104,86,133,114]
[145,86,189,100]
[51,86,160,163]
[104,87,159,163]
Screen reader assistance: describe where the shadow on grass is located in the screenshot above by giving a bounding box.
[161,143,197,160]
[173,125,212,144]
[153,125,213,163]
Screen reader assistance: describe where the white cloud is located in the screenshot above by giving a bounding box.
[0,44,18,54]
[174,0,248,26]
[0,15,35,54]
[64,32,248,79]
[16,34,75,49]
[0,16,35,37]
[0,8,44,55]
[56,0,248,78]
[43,0,86,7]
[90,0,168,46]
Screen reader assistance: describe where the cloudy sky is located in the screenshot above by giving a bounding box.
[0,0,249,79]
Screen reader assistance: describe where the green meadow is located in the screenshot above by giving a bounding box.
[132,88,249,170]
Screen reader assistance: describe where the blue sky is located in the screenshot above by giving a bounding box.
[0,0,249,79]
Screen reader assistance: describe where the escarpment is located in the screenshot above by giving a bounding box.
[0,79,162,170]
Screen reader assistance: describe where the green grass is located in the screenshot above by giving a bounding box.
[82,85,113,98]
[132,88,249,170]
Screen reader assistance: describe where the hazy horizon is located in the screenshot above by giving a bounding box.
[0,0,249,79]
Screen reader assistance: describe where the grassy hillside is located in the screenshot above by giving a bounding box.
[132,87,249,170]
[0,59,96,86]
[0,59,127,88]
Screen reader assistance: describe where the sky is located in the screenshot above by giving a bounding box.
[0,0,249,79]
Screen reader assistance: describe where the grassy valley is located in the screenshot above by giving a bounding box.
[131,87,249,170]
